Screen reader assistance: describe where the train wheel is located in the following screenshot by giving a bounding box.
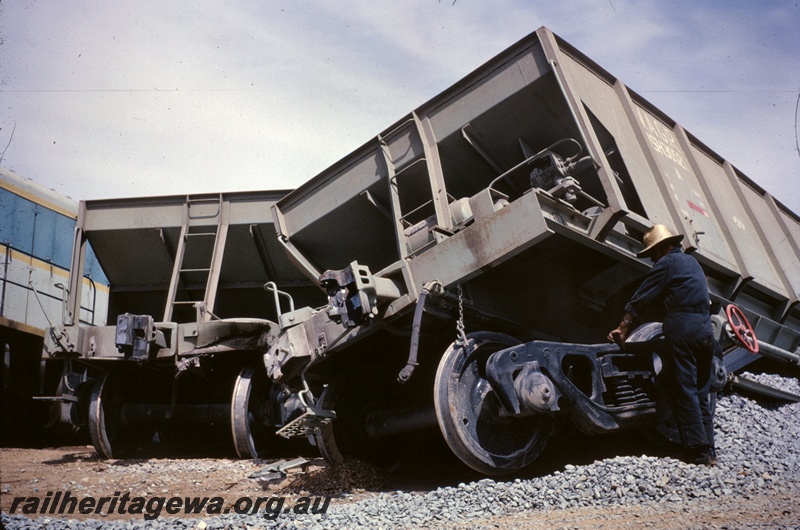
[88,369,153,458]
[314,381,345,465]
[315,366,403,468]
[231,365,272,458]
[434,331,553,475]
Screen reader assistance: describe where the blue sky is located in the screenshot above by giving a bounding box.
[1,1,799,213]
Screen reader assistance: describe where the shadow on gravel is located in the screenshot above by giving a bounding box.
[28,414,681,496]
[41,449,102,466]
[288,425,679,497]
[517,426,674,480]
[276,425,676,497]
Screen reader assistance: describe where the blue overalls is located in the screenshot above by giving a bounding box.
[625,247,715,453]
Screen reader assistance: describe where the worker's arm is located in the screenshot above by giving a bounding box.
[607,312,635,346]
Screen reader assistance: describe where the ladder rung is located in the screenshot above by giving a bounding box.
[186,196,222,220]
[399,199,434,222]
[164,194,226,322]
[388,157,426,181]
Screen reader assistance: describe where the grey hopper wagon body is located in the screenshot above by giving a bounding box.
[42,27,799,474]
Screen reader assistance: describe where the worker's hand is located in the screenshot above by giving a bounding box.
[607,325,628,349]
[608,314,634,348]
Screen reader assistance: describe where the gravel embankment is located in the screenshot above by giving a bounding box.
[3,372,799,529]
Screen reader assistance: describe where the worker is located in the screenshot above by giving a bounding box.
[607,224,717,466]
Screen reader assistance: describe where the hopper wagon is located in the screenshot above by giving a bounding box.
[42,27,799,473]
[40,190,325,457]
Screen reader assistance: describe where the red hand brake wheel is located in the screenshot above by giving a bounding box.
[725,304,759,354]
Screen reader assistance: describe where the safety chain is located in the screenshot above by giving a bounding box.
[456,284,468,347]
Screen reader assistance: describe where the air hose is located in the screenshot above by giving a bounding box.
[397,281,442,383]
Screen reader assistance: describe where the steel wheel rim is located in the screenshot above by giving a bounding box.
[231,365,270,458]
[88,369,150,458]
[434,331,553,475]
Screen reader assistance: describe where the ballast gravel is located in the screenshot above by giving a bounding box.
[3,372,799,529]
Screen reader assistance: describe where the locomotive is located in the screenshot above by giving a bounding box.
[1,167,109,444]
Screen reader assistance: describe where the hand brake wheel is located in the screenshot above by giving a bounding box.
[725,304,759,354]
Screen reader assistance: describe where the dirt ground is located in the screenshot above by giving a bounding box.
[480,496,799,530]
[1,445,798,528]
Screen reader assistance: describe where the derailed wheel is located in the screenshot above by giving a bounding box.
[315,366,404,468]
[434,331,553,475]
[231,365,272,458]
[88,369,153,458]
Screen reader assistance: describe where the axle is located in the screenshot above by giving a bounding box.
[365,406,438,441]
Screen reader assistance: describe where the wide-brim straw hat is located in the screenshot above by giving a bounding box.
[637,224,684,258]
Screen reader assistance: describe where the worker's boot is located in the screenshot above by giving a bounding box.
[679,445,716,466]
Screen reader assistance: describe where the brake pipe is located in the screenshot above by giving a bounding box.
[397,280,443,383]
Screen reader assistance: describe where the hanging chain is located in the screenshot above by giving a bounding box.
[456,283,468,347]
